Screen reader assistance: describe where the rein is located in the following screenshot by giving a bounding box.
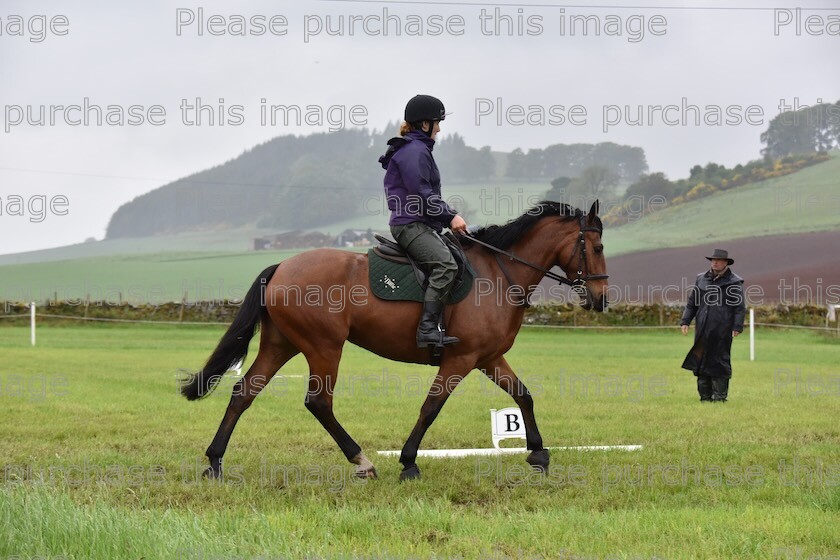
[462,214,609,291]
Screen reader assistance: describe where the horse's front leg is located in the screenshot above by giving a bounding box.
[398,356,474,481]
[480,356,549,473]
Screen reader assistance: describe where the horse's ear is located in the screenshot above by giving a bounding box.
[588,200,600,221]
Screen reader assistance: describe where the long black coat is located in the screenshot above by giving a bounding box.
[680,268,746,378]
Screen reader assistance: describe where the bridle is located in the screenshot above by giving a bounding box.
[462,214,609,303]
[563,214,610,289]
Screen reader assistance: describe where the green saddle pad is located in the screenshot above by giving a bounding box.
[368,249,475,303]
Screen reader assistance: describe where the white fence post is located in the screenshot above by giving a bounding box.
[749,307,754,361]
[30,302,36,346]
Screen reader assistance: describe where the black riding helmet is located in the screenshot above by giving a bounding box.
[405,95,448,136]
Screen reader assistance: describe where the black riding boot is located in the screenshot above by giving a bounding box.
[697,376,713,402]
[417,301,459,347]
[711,377,729,402]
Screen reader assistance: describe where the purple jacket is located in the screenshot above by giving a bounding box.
[379,131,458,231]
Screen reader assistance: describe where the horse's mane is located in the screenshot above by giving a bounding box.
[464,200,595,250]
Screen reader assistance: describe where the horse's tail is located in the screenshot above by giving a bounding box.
[180,264,279,401]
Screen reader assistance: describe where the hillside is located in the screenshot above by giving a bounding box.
[605,152,840,256]
[103,128,647,239]
[105,129,385,238]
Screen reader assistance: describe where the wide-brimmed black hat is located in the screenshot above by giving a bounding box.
[706,248,734,265]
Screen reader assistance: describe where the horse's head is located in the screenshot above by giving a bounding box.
[554,200,609,312]
[464,200,609,311]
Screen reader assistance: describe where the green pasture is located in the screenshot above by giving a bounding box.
[0,249,352,304]
[1,325,838,559]
[0,226,276,266]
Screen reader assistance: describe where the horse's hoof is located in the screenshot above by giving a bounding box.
[399,464,421,481]
[526,449,550,473]
[351,453,377,479]
[355,466,378,479]
[202,467,222,480]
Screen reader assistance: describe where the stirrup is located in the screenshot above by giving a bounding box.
[429,344,444,366]
[418,330,458,366]
[416,330,459,348]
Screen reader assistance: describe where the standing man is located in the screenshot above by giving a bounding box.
[680,249,746,402]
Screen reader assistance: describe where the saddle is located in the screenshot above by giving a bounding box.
[368,232,475,304]
[372,235,408,261]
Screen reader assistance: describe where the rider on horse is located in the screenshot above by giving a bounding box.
[379,94,468,348]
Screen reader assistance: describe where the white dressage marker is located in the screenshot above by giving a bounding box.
[377,406,642,458]
[491,407,528,450]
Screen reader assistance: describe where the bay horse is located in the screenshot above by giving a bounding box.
[180,200,609,480]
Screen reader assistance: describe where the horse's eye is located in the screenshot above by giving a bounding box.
[594,245,603,255]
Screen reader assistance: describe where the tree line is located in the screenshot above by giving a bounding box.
[761,100,840,159]
[505,142,648,182]
[549,100,839,227]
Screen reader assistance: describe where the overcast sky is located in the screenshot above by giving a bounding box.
[1,0,838,254]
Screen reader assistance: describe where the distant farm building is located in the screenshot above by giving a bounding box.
[253,231,332,251]
[253,229,390,250]
[334,228,388,248]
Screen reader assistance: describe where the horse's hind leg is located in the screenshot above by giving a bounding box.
[204,319,299,478]
[480,356,549,472]
[303,348,377,478]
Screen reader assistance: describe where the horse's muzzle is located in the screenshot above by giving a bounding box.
[593,292,608,312]
[580,288,608,312]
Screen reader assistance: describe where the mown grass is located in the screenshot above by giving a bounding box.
[1,325,838,559]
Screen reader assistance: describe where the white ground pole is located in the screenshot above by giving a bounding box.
[377,445,643,458]
[30,302,35,346]
[749,307,755,361]
[379,407,643,458]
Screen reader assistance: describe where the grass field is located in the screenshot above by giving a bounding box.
[1,324,838,559]
[0,226,279,267]
[0,249,346,304]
